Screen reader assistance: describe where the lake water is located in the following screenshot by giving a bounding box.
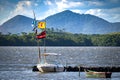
[0,46,120,80]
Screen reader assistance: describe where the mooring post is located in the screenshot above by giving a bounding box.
[78,65,80,77]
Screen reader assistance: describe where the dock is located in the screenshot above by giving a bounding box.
[32,65,120,72]
[65,66,120,72]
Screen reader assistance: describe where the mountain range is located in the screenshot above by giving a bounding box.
[0,10,120,34]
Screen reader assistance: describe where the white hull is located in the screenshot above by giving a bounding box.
[37,63,64,72]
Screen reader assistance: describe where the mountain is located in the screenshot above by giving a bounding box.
[46,10,120,34]
[0,15,33,34]
[0,10,120,34]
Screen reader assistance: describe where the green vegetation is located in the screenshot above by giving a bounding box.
[0,28,120,46]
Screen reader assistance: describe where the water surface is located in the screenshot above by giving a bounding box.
[0,46,120,80]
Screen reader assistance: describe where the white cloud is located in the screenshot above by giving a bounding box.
[71,9,81,13]
[71,9,87,14]
[87,1,104,6]
[13,1,32,15]
[85,8,120,22]
[56,0,83,11]
[25,1,31,6]
[85,9,102,16]
[38,0,84,20]
[44,0,52,6]
[0,1,34,25]
[8,1,33,19]
[37,8,58,20]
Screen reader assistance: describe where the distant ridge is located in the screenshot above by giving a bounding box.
[0,15,33,34]
[0,10,120,34]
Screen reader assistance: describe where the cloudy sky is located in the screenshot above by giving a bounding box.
[0,0,120,25]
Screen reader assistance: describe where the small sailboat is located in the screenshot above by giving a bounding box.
[32,11,64,72]
[84,69,112,78]
[37,53,64,72]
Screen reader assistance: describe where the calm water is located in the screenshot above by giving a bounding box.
[0,46,120,80]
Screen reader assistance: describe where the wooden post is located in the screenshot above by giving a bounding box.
[44,20,46,53]
[38,40,41,64]
[79,66,80,77]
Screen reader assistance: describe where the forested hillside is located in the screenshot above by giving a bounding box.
[0,28,120,46]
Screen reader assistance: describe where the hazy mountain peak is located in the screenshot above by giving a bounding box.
[12,15,32,20]
[0,15,33,34]
[60,10,74,13]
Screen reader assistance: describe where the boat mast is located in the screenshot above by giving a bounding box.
[43,20,47,63]
[37,40,41,64]
[32,10,41,64]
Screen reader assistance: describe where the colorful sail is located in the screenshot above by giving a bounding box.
[36,30,46,39]
[38,21,46,29]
